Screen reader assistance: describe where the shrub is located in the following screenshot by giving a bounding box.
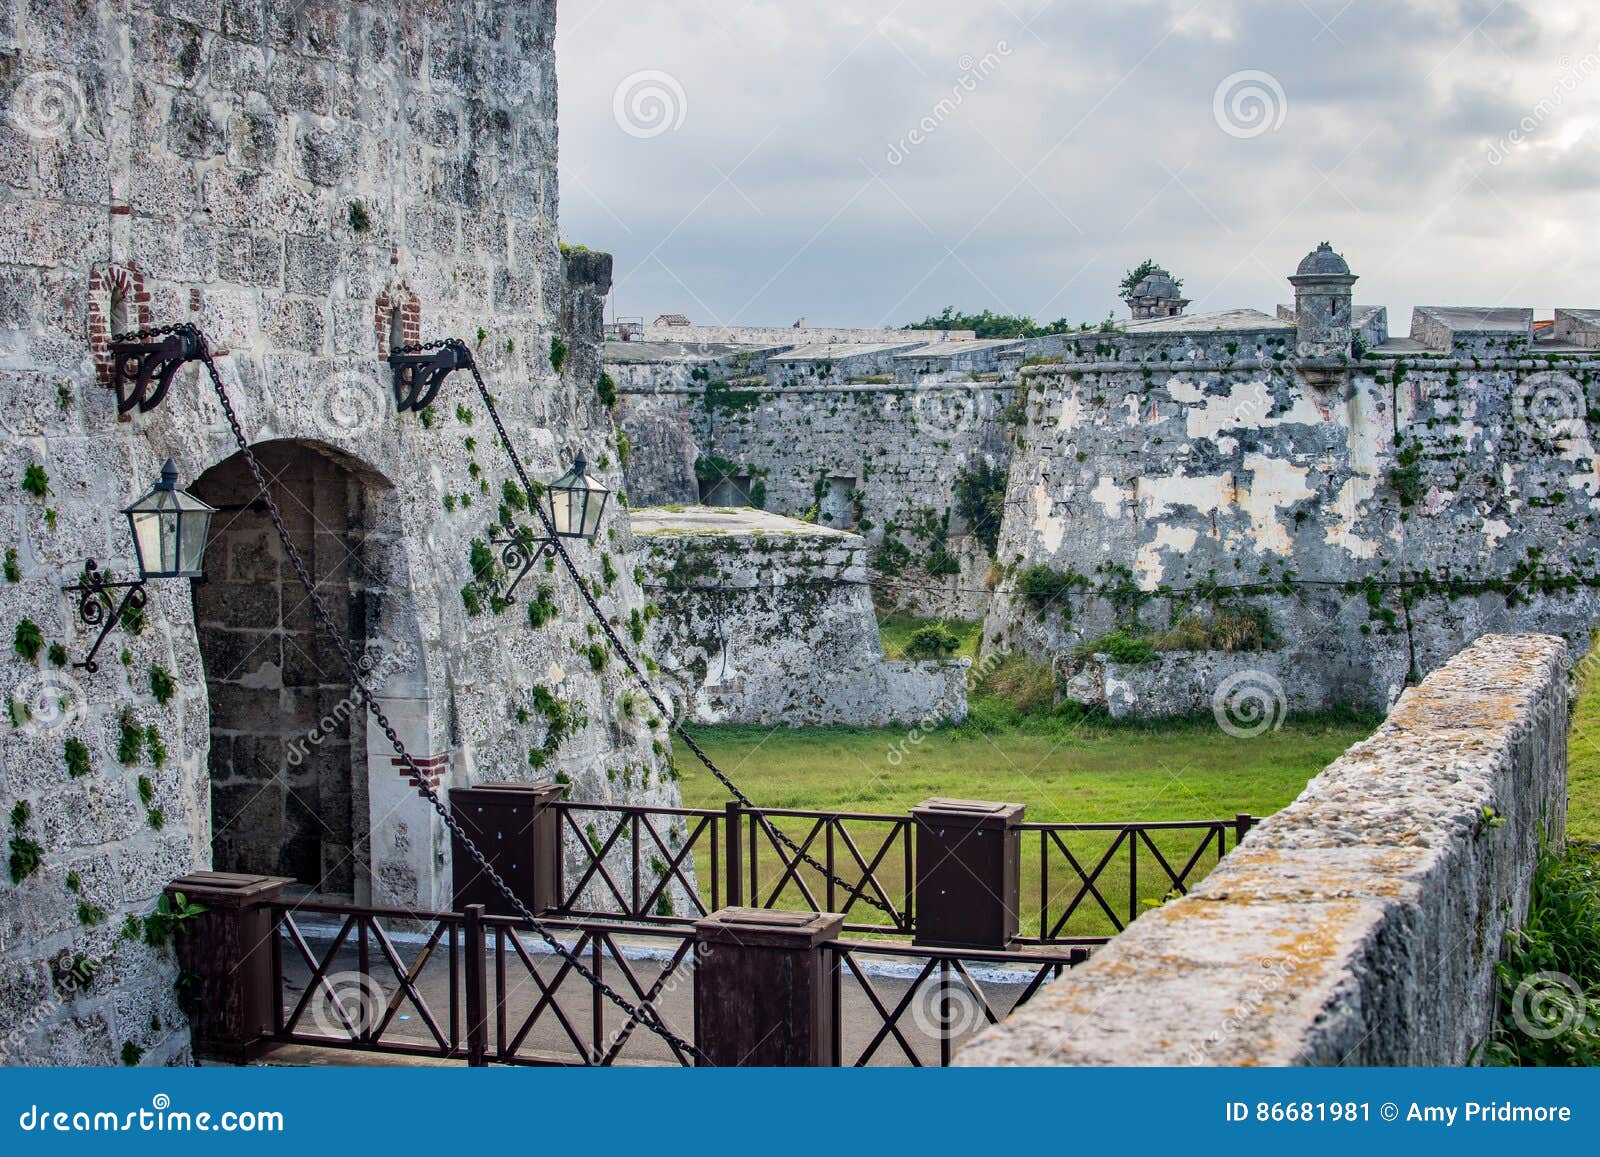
[1015,565,1087,615]
[550,336,568,374]
[1076,631,1158,664]
[597,372,617,409]
[904,623,962,660]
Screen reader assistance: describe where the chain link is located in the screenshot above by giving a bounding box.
[400,339,892,918]
[131,325,708,1065]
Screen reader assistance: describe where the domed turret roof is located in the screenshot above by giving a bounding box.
[1296,242,1351,277]
[1129,267,1182,299]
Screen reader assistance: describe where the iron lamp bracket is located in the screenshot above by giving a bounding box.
[61,560,148,673]
[390,344,473,414]
[490,532,556,604]
[107,330,204,417]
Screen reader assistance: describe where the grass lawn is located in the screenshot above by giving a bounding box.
[876,614,982,661]
[675,716,1369,822]
[672,711,1376,938]
[1566,646,1600,846]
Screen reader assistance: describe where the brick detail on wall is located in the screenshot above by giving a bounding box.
[393,753,448,796]
[88,262,151,386]
[374,287,421,360]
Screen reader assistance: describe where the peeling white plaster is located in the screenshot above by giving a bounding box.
[1138,470,1232,519]
[1091,476,1127,520]
[1240,455,1314,556]
[1033,478,1065,553]
[1135,525,1199,591]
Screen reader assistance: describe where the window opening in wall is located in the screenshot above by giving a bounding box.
[820,476,857,528]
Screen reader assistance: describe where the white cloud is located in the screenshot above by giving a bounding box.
[557,0,1600,332]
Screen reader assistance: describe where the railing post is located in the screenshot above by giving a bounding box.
[449,782,565,916]
[1234,813,1254,849]
[164,872,293,1063]
[692,908,844,1066]
[464,903,488,1067]
[723,800,744,908]
[910,798,1025,949]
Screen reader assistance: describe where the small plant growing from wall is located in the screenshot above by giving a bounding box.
[13,618,43,661]
[137,891,207,948]
[149,666,176,706]
[1389,437,1426,508]
[596,372,617,409]
[550,336,568,374]
[9,801,42,884]
[63,737,91,779]
[20,464,50,499]
[347,200,371,232]
[526,583,559,629]
[144,726,166,769]
[117,711,143,765]
[3,548,18,582]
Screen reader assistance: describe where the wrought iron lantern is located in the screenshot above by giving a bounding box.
[543,451,610,540]
[491,453,610,603]
[64,460,216,672]
[123,459,216,578]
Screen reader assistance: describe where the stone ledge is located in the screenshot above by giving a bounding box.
[956,633,1568,1067]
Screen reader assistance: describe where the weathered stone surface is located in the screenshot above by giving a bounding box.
[0,0,675,1068]
[956,633,1568,1066]
[635,506,968,727]
[612,332,1017,619]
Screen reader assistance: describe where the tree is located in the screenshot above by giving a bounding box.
[903,308,1080,339]
[1118,259,1181,300]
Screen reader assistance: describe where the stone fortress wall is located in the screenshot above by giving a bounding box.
[617,245,1600,716]
[988,249,1600,716]
[633,506,968,727]
[612,328,1024,620]
[0,0,674,1066]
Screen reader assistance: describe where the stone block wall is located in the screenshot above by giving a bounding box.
[633,506,968,727]
[614,337,1022,620]
[0,0,676,1067]
[958,633,1568,1066]
[985,325,1600,714]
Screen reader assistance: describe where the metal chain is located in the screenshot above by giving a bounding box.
[401,339,892,917]
[120,323,707,1065]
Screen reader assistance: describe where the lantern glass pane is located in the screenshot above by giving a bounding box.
[128,510,164,577]
[581,489,607,538]
[178,509,213,577]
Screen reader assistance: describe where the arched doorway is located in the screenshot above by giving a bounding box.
[189,440,391,900]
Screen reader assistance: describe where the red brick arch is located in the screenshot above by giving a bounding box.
[88,263,152,386]
[374,287,421,360]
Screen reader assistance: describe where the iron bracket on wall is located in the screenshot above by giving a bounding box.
[491,531,556,603]
[108,330,204,417]
[61,560,148,673]
[390,344,473,414]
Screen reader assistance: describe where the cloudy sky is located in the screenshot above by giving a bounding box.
[555,0,1600,334]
